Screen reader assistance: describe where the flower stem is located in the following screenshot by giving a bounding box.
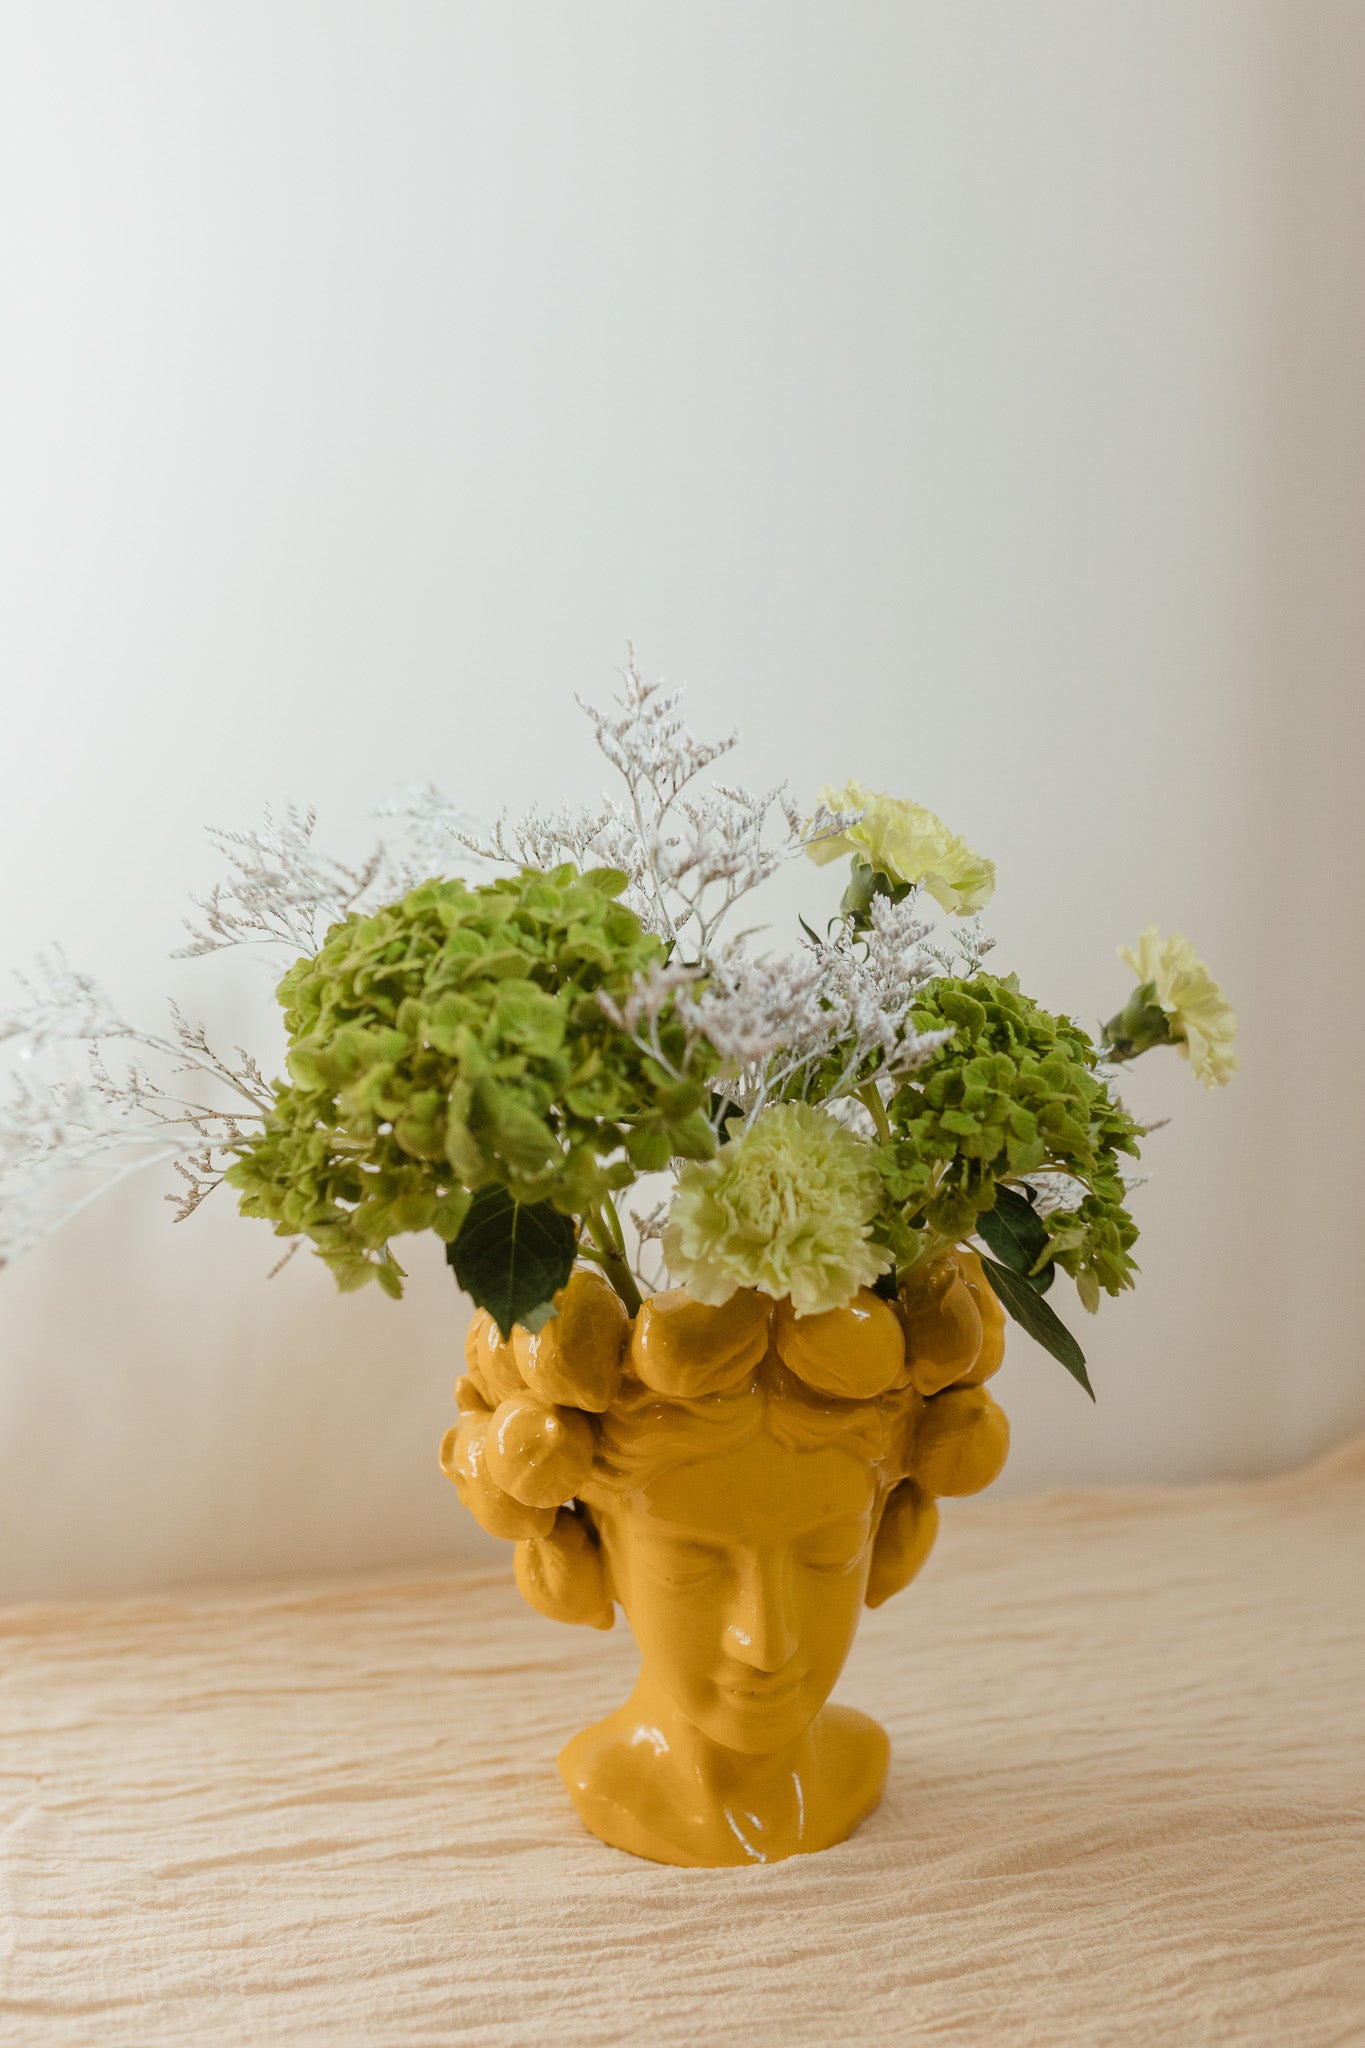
[584,1205,643,1317]
[895,1227,955,1286]
[599,1189,629,1257]
[857,1083,893,1143]
[1101,981,1173,1064]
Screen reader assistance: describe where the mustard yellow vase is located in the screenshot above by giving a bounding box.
[440,1250,1009,1869]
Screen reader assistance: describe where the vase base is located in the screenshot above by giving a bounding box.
[558,1703,889,1868]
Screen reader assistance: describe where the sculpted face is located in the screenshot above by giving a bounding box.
[598,1431,880,1755]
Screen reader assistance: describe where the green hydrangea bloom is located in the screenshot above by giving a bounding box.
[227,865,715,1294]
[873,973,1141,1301]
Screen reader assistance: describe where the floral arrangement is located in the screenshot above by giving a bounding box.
[0,656,1237,1397]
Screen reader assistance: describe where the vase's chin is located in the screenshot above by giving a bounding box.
[556,1700,891,1868]
[693,1689,819,1756]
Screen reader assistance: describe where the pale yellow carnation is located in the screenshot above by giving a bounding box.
[661,1102,891,1318]
[808,779,995,915]
[1119,927,1239,1088]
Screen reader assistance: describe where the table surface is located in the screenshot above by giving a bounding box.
[3,1437,1363,2048]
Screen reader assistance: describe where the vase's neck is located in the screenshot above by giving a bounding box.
[562,1668,882,1868]
[626,1669,810,1798]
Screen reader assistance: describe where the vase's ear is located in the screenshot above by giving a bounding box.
[514,1508,615,1630]
[865,1480,939,1608]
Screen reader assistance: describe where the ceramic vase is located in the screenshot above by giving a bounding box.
[440,1249,1010,1868]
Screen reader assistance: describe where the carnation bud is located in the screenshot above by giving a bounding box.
[1101,979,1175,1063]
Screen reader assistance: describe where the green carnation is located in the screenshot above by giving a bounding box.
[662,1102,891,1317]
[808,780,995,915]
[227,865,715,1295]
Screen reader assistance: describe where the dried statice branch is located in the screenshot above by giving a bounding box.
[827,893,955,1079]
[377,786,491,882]
[625,1194,671,1295]
[396,651,861,962]
[683,949,828,1074]
[0,1053,253,1265]
[578,655,738,804]
[2,954,270,1112]
[650,784,829,958]
[440,795,641,886]
[0,1066,178,1265]
[601,889,952,1140]
[177,805,399,958]
[0,956,272,1266]
[597,959,710,1089]
[1015,1169,1091,1216]
[0,949,126,1053]
[925,915,997,979]
[714,893,952,1124]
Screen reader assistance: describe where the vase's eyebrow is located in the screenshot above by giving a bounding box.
[633,1508,871,1546]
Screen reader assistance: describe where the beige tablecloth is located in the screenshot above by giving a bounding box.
[2,1441,1363,2048]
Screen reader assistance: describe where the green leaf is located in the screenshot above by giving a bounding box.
[709,1094,745,1145]
[1101,980,1175,1063]
[624,1124,673,1171]
[671,1109,719,1159]
[375,1257,405,1300]
[839,857,913,925]
[445,1186,577,1339]
[977,1184,1055,1293]
[839,857,878,922]
[1076,1267,1101,1315]
[980,1254,1094,1399]
[579,866,629,897]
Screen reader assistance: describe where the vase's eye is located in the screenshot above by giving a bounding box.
[644,1535,728,1592]
[795,1517,869,1575]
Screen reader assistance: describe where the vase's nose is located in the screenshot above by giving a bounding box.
[723,1548,800,1673]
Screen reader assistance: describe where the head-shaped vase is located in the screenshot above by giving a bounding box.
[441,1253,1009,1867]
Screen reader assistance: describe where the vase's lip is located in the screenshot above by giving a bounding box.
[717,1663,809,1705]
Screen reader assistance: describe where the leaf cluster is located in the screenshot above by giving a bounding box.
[975,1187,1093,1398]
[871,974,1141,1307]
[226,866,716,1294]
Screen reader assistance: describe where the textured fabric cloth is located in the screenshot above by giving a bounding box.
[2,1440,1363,2048]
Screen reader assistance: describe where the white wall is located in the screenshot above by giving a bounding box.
[2,2,1362,1600]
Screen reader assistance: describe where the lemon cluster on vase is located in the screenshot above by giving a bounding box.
[443,1251,1008,1627]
